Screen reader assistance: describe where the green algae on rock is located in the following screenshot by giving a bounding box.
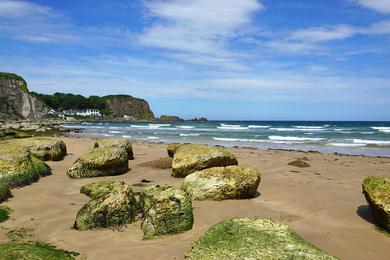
[186,218,337,259]
[26,138,67,161]
[94,138,134,160]
[172,144,238,178]
[140,185,193,239]
[0,141,51,187]
[182,166,261,201]
[75,180,137,230]
[362,176,390,231]
[80,180,128,199]
[288,159,311,168]
[67,147,128,179]
[0,182,11,203]
[167,143,182,157]
[0,242,78,259]
[0,206,11,223]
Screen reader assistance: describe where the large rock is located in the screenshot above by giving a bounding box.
[362,176,390,231]
[172,144,238,178]
[105,95,155,119]
[186,218,336,259]
[140,185,193,239]
[182,166,261,201]
[0,72,48,120]
[167,143,182,158]
[94,138,134,160]
[67,147,128,178]
[26,138,67,161]
[74,180,137,230]
[0,141,51,187]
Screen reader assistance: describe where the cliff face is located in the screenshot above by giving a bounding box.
[0,74,48,120]
[105,95,154,119]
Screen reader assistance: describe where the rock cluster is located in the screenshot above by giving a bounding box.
[140,185,193,239]
[182,166,261,201]
[74,180,137,230]
[67,146,128,179]
[362,176,390,231]
[186,218,337,259]
[0,140,51,187]
[94,138,134,160]
[26,138,67,161]
[171,144,238,178]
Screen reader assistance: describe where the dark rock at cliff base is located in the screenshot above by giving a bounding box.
[105,95,154,119]
[0,72,48,120]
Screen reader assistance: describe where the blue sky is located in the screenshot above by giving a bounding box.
[0,0,389,120]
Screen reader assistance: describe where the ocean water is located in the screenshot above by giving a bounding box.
[63,121,390,157]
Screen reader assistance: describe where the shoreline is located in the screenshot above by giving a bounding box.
[0,136,389,259]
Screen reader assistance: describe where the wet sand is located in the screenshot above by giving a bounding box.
[1,137,390,259]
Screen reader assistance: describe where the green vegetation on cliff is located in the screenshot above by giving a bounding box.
[0,72,28,92]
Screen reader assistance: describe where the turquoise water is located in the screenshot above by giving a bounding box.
[64,121,390,157]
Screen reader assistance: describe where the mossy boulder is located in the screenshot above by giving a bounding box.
[0,242,78,259]
[167,143,182,157]
[288,159,311,168]
[140,185,193,239]
[186,218,337,259]
[172,144,238,178]
[362,176,390,231]
[74,180,137,230]
[0,182,11,203]
[26,138,67,161]
[94,138,134,160]
[0,141,51,187]
[80,180,126,199]
[67,147,128,179]
[182,166,261,201]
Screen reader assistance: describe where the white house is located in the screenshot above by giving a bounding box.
[76,109,101,117]
[64,109,101,117]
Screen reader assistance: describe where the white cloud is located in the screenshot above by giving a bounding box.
[265,19,390,55]
[138,0,263,69]
[353,0,390,14]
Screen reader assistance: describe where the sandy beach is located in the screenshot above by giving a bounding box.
[1,136,389,259]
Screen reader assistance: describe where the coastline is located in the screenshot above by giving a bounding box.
[1,136,389,259]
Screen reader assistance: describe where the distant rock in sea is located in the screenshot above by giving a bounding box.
[0,72,48,120]
[159,115,184,122]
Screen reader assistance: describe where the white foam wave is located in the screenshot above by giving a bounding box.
[248,125,270,128]
[147,136,160,140]
[180,133,200,137]
[122,135,132,138]
[270,127,325,132]
[352,139,390,145]
[108,130,126,134]
[293,126,325,129]
[268,136,324,141]
[371,127,390,130]
[220,123,241,127]
[212,137,300,144]
[327,143,366,147]
[177,126,195,129]
[217,126,249,130]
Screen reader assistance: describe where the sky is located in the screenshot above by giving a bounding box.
[0,0,389,120]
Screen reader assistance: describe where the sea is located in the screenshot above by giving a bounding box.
[63,121,390,157]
